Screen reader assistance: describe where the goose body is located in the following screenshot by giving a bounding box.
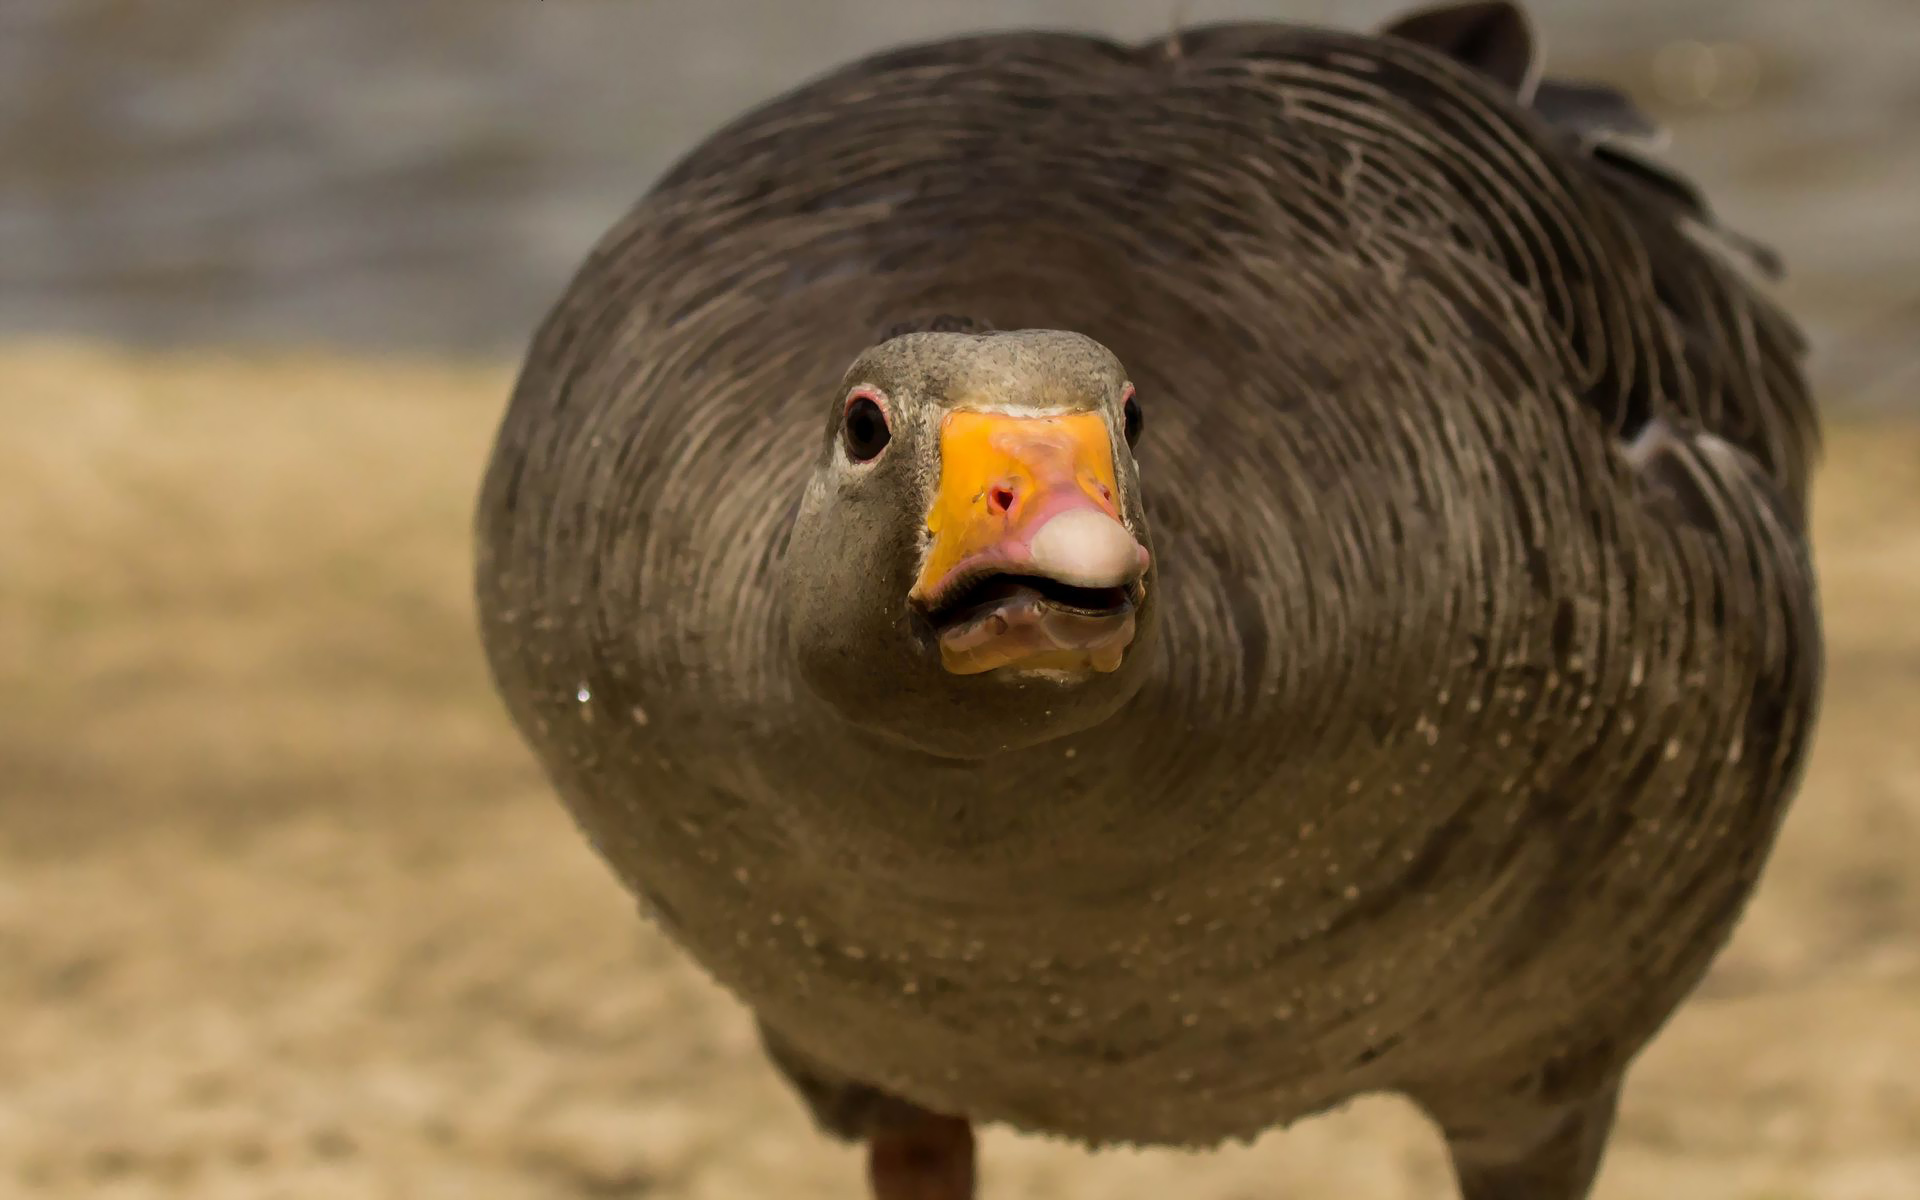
[476,4,1821,1196]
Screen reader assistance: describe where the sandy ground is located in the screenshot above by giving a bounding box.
[3,341,1918,1200]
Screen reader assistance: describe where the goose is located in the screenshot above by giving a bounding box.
[474,3,1822,1197]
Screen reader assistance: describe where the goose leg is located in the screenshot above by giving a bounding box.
[869,1112,976,1200]
[758,1021,976,1199]
[1439,1083,1621,1200]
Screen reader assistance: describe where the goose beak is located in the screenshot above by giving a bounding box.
[909,410,1149,676]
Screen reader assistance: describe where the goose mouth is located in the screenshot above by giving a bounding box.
[905,407,1150,677]
[923,572,1136,627]
[915,572,1143,677]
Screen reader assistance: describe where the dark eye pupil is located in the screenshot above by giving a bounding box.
[844,396,890,461]
[1123,393,1143,447]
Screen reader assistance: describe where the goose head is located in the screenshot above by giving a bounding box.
[782,327,1157,758]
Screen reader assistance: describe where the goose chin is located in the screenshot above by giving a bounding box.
[928,587,1138,677]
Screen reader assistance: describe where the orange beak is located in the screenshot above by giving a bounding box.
[910,410,1150,674]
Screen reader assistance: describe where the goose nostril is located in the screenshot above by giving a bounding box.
[987,485,1016,514]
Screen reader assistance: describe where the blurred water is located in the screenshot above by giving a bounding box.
[1,0,1914,406]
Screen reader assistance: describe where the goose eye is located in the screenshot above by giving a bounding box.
[843,393,891,462]
[1122,387,1143,448]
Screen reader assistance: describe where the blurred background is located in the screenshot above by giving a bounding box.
[2,2,1915,1198]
